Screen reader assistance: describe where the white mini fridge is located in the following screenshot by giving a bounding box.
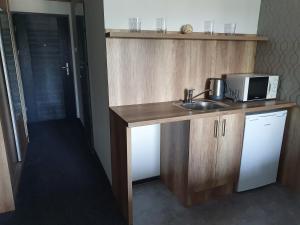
[237,110,287,192]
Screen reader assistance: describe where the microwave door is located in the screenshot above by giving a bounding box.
[247,77,269,100]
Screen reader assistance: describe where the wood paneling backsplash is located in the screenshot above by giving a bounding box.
[106,38,257,107]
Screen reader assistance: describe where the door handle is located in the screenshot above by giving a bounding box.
[222,119,226,137]
[61,62,70,76]
[214,120,219,138]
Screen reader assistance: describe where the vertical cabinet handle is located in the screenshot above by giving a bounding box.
[222,119,226,137]
[214,120,219,138]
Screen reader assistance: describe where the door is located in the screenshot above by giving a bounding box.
[13,14,76,123]
[76,15,93,147]
[188,116,219,192]
[215,113,245,187]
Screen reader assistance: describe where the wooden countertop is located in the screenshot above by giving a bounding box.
[110,100,296,128]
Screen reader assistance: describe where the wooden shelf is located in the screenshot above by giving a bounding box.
[105,29,268,41]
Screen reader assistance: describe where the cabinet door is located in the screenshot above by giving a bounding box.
[189,116,219,192]
[215,113,245,187]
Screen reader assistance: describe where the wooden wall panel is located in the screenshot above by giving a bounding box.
[106,39,257,107]
[214,41,257,75]
[0,114,15,213]
[279,106,300,191]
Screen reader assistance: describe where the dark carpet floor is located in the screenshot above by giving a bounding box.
[0,119,125,225]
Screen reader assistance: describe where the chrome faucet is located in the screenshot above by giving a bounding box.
[184,89,213,103]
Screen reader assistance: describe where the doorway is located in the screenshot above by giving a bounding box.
[13,13,76,123]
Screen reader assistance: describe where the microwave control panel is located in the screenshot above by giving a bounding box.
[267,76,279,99]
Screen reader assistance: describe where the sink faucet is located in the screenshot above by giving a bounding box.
[184,89,213,103]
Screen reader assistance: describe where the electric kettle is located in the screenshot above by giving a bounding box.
[208,78,226,100]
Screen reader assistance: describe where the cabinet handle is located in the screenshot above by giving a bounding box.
[214,120,219,138]
[222,119,227,137]
[61,62,70,76]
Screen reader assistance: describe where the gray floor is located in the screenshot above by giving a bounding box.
[133,181,300,225]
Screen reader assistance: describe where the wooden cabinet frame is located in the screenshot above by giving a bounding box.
[110,110,246,224]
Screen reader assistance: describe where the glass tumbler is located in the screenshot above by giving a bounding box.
[156,18,167,33]
[224,23,237,35]
[204,21,215,35]
[129,17,141,32]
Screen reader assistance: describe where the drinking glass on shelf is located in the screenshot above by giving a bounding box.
[129,17,141,32]
[156,18,167,33]
[224,23,237,35]
[204,20,215,35]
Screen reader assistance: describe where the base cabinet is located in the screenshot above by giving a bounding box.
[161,113,245,206]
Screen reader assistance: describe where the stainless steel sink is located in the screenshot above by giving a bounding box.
[176,100,229,111]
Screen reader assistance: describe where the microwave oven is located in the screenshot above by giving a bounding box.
[225,74,279,102]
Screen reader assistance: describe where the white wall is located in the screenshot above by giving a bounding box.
[104,0,261,34]
[9,0,84,121]
[84,0,112,182]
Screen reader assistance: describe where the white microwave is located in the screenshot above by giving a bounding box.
[225,74,279,102]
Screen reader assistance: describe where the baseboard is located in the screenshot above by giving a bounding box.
[133,176,160,185]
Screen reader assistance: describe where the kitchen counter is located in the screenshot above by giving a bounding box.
[110,100,296,128]
[109,99,296,225]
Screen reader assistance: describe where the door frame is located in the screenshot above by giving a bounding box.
[13,12,78,122]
